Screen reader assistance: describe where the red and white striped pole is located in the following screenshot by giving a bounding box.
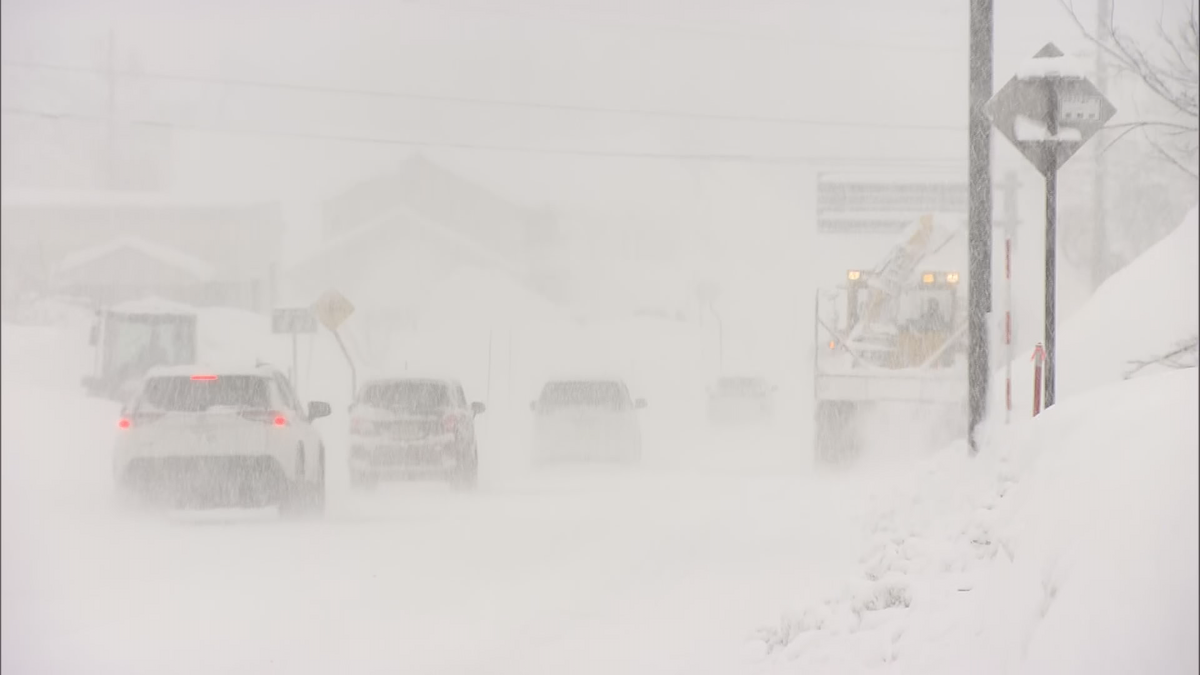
[1004,236,1013,423]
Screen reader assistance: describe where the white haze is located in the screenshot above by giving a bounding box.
[2,0,1196,673]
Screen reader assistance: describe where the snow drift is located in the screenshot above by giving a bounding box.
[762,205,1200,673]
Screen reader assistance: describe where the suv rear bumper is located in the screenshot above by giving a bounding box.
[119,456,288,507]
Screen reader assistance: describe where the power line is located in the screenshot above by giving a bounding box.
[0,106,966,166]
[0,60,966,133]
[386,0,966,54]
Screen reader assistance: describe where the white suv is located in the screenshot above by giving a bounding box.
[531,379,646,463]
[113,364,332,516]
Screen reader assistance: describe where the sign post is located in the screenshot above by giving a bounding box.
[1031,343,1046,415]
[311,289,357,397]
[271,307,318,394]
[986,43,1115,411]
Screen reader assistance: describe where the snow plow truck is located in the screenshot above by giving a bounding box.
[812,213,969,464]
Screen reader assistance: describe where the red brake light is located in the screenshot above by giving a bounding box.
[442,414,458,433]
[273,415,287,427]
[191,374,218,381]
[117,418,132,430]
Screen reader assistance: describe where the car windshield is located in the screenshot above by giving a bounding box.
[139,376,269,412]
[359,381,449,410]
[540,381,627,411]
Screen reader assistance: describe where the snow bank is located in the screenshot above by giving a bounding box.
[1004,205,1198,414]
[761,204,1199,673]
[760,369,1198,674]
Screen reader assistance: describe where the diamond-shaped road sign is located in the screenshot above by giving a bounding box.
[986,43,1116,177]
[310,289,355,332]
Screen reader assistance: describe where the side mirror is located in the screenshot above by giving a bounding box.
[529,401,537,412]
[308,401,332,420]
[635,398,647,410]
[471,401,486,415]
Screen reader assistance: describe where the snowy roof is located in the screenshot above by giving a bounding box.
[57,236,216,281]
[0,187,274,209]
[287,203,522,277]
[1015,55,1086,80]
[108,296,198,315]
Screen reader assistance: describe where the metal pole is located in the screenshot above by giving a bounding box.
[330,328,356,397]
[1044,169,1057,408]
[291,331,299,395]
[1043,76,1060,409]
[485,330,494,407]
[967,0,994,453]
[1092,0,1112,291]
[106,28,117,189]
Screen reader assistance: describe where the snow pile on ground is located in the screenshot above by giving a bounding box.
[759,205,1199,673]
[1005,205,1198,412]
[758,368,1198,674]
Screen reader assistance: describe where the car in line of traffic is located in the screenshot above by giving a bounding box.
[706,375,776,425]
[347,376,484,491]
[112,365,652,517]
[113,363,331,517]
[531,378,646,464]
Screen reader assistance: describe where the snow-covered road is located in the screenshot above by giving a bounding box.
[0,319,873,675]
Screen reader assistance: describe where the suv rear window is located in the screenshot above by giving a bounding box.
[539,381,628,411]
[140,376,269,412]
[358,381,449,410]
[718,377,766,395]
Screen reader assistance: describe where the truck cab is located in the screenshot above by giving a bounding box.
[83,299,198,402]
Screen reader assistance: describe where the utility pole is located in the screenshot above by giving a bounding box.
[1092,0,1112,291]
[967,0,994,453]
[105,28,118,189]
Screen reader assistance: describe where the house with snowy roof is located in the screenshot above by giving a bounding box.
[0,188,285,310]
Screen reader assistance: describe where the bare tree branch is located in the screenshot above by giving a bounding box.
[1059,0,1199,172]
[1142,127,1200,178]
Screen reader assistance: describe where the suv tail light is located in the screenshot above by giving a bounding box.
[442,414,458,434]
[240,410,288,427]
[119,412,166,429]
[351,417,377,435]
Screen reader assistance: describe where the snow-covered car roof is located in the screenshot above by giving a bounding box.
[541,375,631,386]
[143,363,281,379]
[359,374,462,387]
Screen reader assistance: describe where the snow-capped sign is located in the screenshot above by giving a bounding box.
[310,289,355,331]
[272,307,318,334]
[986,43,1116,177]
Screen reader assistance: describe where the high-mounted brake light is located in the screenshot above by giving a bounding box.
[117,418,132,430]
[273,415,288,427]
[191,374,218,381]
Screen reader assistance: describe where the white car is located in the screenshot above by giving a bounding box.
[113,364,332,516]
[707,375,776,424]
[347,377,484,490]
[531,379,645,463]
